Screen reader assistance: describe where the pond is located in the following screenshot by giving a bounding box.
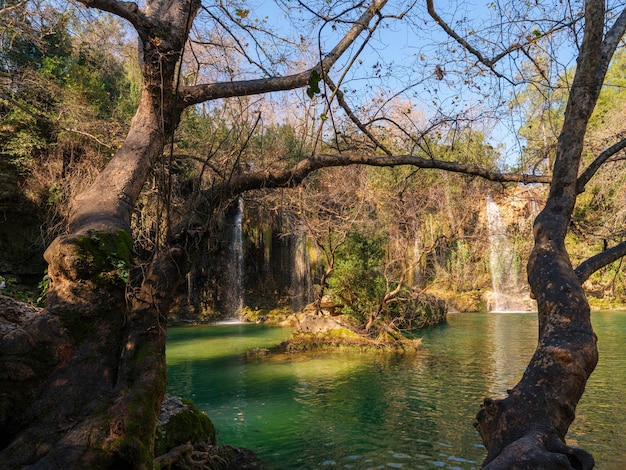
[166,312,626,469]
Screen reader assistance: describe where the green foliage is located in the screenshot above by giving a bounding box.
[306,70,321,98]
[36,273,50,307]
[328,232,387,323]
[0,5,140,261]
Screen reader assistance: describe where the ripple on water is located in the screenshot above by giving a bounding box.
[167,312,626,469]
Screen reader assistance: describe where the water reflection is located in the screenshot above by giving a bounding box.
[167,312,626,469]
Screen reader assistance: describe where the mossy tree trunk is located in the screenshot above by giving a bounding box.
[0,0,197,466]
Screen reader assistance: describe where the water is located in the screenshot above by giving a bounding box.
[223,197,244,319]
[485,196,533,312]
[167,312,626,469]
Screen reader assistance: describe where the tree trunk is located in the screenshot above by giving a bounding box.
[473,1,626,467]
[0,6,192,464]
[0,132,172,470]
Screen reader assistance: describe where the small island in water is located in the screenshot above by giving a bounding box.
[240,292,448,354]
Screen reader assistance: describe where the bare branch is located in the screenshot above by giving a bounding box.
[575,241,626,283]
[325,74,392,155]
[200,5,273,76]
[425,0,577,81]
[0,1,28,16]
[0,91,113,148]
[180,0,387,107]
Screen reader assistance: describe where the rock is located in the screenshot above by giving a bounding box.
[155,396,267,469]
[0,295,40,335]
[155,396,217,456]
[296,314,344,334]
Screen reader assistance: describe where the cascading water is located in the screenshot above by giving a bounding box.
[486,195,530,312]
[291,234,313,309]
[223,197,244,320]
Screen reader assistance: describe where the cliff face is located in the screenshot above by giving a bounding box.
[171,200,314,321]
[0,160,46,289]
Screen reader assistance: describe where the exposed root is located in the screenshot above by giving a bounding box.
[481,432,594,470]
[155,442,265,470]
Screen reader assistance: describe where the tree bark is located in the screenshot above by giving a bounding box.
[0,0,199,466]
[474,2,626,467]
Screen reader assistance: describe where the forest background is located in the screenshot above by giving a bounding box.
[2,0,626,316]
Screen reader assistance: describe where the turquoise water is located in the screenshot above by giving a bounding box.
[166,312,626,469]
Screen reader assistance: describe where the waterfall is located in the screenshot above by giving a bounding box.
[223,197,244,319]
[486,195,527,312]
[291,235,313,309]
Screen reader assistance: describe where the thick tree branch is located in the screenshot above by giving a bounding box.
[76,0,150,37]
[180,0,387,107]
[596,7,626,85]
[224,152,550,196]
[573,7,626,192]
[575,241,626,283]
[577,135,626,193]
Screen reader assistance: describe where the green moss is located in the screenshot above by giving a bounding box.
[588,296,626,310]
[326,326,362,339]
[154,397,217,457]
[241,306,292,324]
[281,330,421,353]
[102,343,168,467]
[74,229,133,285]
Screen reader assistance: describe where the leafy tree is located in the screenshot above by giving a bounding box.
[328,231,387,324]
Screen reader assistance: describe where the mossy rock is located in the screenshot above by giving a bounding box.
[241,306,293,324]
[280,329,421,353]
[588,296,626,310]
[155,396,216,457]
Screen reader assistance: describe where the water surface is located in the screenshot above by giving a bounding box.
[167,312,626,469]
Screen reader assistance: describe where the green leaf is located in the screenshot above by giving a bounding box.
[235,8,250,19]
[306,70,321,99]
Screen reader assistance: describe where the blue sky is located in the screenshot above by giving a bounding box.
[196,0,584,169]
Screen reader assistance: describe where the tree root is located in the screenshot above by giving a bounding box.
[482,432,594,470]
[154,442,264,470]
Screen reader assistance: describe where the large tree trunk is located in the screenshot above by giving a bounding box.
[0,2,196,465]
[0,106,171,470]
[474,2,626,467]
